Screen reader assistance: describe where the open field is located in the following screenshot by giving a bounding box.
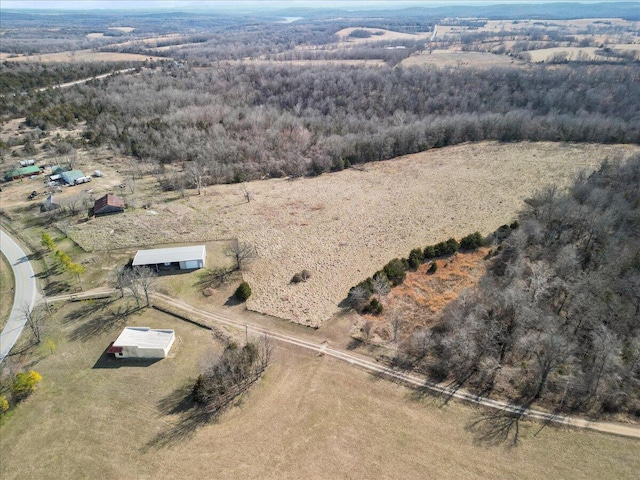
[109,27,135,33]
[527,46,639,62]
[0,50,168,63]
[335,27,433,43]
[64,142,640,327]
[402,50,524,68]
[1,304,639,479]
[0,252,15,331]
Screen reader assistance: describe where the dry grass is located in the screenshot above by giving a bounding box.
[0,50,168,63]
[527,46,639,62]
[1,317,639,480]
[381,249,490,332]
[108,27,135,33]
[234,59,386,67]
[65,142,640,327]
[0,251,15,331]
[402,50,524,68]
[335,27,432,43]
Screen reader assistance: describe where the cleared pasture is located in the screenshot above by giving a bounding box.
[1,311,638,480]
[402,50,524,68]
[66,142,640,327]
[0,50,168,63]
[335,27,433,43]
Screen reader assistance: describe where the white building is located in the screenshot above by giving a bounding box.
[108,327,176,359]
[132,245,206,272]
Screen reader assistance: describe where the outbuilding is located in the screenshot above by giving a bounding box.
[132,245,206,272]
[94,193,125,216]
[107,327,175,359]
[60,169,84,185]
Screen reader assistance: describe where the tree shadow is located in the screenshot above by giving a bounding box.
[142,384,218,452]
[63,301,135,342]
[43,280,71,295]
[346,338,362,350]
[224,295,242,307]
[466,408,526,447]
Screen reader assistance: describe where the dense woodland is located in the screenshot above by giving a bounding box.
[400,157,640,417]
[6,62,639,185]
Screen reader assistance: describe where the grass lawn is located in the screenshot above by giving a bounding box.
[1,299,638,479]
[0,252,15,331]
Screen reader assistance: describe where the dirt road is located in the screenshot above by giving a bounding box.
[151,292,640,440]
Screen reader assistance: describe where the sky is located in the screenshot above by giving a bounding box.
[2,0,635,10]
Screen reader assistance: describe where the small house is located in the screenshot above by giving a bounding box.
[132,245,206,272]
[94,193,125,216]
[4,165,41,181]
[107,327,175,359]
[60,169,84,185]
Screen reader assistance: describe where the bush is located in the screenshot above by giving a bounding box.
[423,245,436,259]
[235,281,252,301]
[291,269,312,283]
[383,258,406,286]
[408,248,423,269]
[460,232,483,250]
[0,395,9,415]
[427,261,438,274]
[362,298,383,315]
[11,370,42,401]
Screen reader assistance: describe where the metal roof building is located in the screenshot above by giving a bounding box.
[132,245,206,271]
[107,327,175,359]
[4,165,41,181]
[61,169,84,185]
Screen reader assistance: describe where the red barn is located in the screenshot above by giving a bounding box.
[93,193,125,216]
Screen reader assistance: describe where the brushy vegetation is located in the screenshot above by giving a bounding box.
[347,231,489,314]
[234,281,252,302]
[401,156,640,418]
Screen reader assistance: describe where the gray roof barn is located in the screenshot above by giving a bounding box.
[132,245,206,271]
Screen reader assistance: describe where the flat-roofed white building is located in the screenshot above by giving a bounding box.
[108,327,175,359]
[132,245,206,272]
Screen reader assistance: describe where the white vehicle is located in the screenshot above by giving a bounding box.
[74,176,92,185]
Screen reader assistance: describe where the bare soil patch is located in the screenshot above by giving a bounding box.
[65,142,640,327]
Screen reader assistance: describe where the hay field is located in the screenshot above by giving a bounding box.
[0,50,168,63]
[526,46,637,62]
[402,50,524,68]
[2,321,639,480]
[335,27,432,44]
[67,142,640,327]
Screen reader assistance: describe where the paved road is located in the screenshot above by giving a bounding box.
[0,229,40,363]
[152,292,640,440]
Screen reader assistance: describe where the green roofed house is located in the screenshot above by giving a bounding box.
[61,170,84,185]
[4,165,42,181]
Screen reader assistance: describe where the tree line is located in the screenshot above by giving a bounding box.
[399,156,640,418]
[8,62,638,185]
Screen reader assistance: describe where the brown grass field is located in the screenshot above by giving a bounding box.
[0,251,15,331]
[527,46,640,62]
[63,141,640,327]
[1,302,639,479]
[0,50,168,63]
[402,50,525,68]
[335,27,433,44]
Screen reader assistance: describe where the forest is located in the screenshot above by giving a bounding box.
[6,61,638,186]
[399,157,640,417]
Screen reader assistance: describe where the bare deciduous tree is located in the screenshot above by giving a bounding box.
[225,240,257,271]
[21,302,46,345]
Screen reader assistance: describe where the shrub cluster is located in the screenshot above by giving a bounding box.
[290,269,311,284]
[345,229,515,314]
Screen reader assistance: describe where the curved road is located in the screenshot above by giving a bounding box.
[0,229,40,363]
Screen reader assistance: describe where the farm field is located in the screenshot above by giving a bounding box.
[335,27,433,43]
[0,50,168,63]
[527,45,640,62]
[401,50,524,68]
[65,141,640,327]
[1,302,638,480]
